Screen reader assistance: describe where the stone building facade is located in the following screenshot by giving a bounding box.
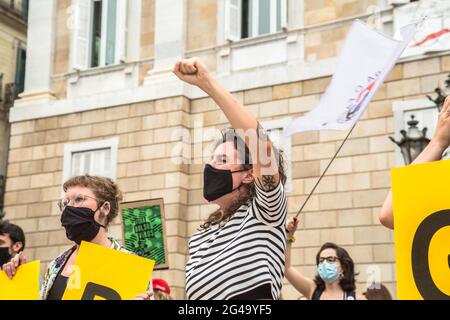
[4,0,450,299]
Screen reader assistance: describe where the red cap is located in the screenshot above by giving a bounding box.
[152,278,171,294]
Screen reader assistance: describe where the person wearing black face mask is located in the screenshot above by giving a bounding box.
[174,58,288,300]
[60,204,108,245]
[203,164,249,202]
[0,220,25,269]
[3,175,153,301]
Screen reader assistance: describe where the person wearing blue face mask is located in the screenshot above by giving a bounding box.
[285,217,366,300]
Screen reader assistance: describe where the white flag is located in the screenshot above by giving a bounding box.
[284,19,421,136]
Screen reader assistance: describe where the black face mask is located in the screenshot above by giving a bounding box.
[61,206,106,245]
[0,247,12,267]
[203,164,248,202]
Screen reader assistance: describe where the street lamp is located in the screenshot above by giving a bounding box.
[389,115,430,165]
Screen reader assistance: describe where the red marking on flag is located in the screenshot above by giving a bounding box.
[411,28,450,47]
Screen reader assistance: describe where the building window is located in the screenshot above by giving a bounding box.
[89,0,119,67]
[63,138,119,182]
[14,46,26,98]
[226,0,287,41]
[90,0,102,67]
[71,0,127,70]
[21,0,29,19]
[260,118,292,192]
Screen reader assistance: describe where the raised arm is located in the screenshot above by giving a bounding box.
[285,217,316,299]
[173,58,280,191]
[379,95,450,229]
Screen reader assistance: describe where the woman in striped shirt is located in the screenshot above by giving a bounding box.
[173,58,288,300]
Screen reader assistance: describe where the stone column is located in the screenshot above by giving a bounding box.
[15,0,56,107]
[144,0,187,82]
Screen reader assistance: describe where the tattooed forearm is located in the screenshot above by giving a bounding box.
[258,175,277,191]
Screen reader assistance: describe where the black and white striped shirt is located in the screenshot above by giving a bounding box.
[186,182,287,300]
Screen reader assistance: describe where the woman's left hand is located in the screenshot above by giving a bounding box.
[430,95,450,151]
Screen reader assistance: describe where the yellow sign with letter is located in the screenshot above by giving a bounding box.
[0,260,40,300]
[391,160,450,300]
[62,241,155,300]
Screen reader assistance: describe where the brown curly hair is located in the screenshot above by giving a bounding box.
[200,128,287,230]
[62,175,123,226]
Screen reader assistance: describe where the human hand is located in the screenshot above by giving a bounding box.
[172,57,213,90]
[134,291,154,300]
[286,217,299,240]
[2,252,27,279]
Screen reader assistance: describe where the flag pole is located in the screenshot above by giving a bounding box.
[294,122,358,220]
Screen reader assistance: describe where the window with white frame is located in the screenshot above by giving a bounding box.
[225,0,287,41]
[260,118,292,192]
[71,0,127,70]
[63,138,119,182]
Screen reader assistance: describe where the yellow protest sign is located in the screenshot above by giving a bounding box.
[391,160,450,300]
[0,260,40,300]
[62,241,155,300]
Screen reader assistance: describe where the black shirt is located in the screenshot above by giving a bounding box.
[46,253,71,301]
[311,287,356,300]
[229,283,273,300]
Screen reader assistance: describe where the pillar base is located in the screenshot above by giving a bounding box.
[143,67,178,86]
